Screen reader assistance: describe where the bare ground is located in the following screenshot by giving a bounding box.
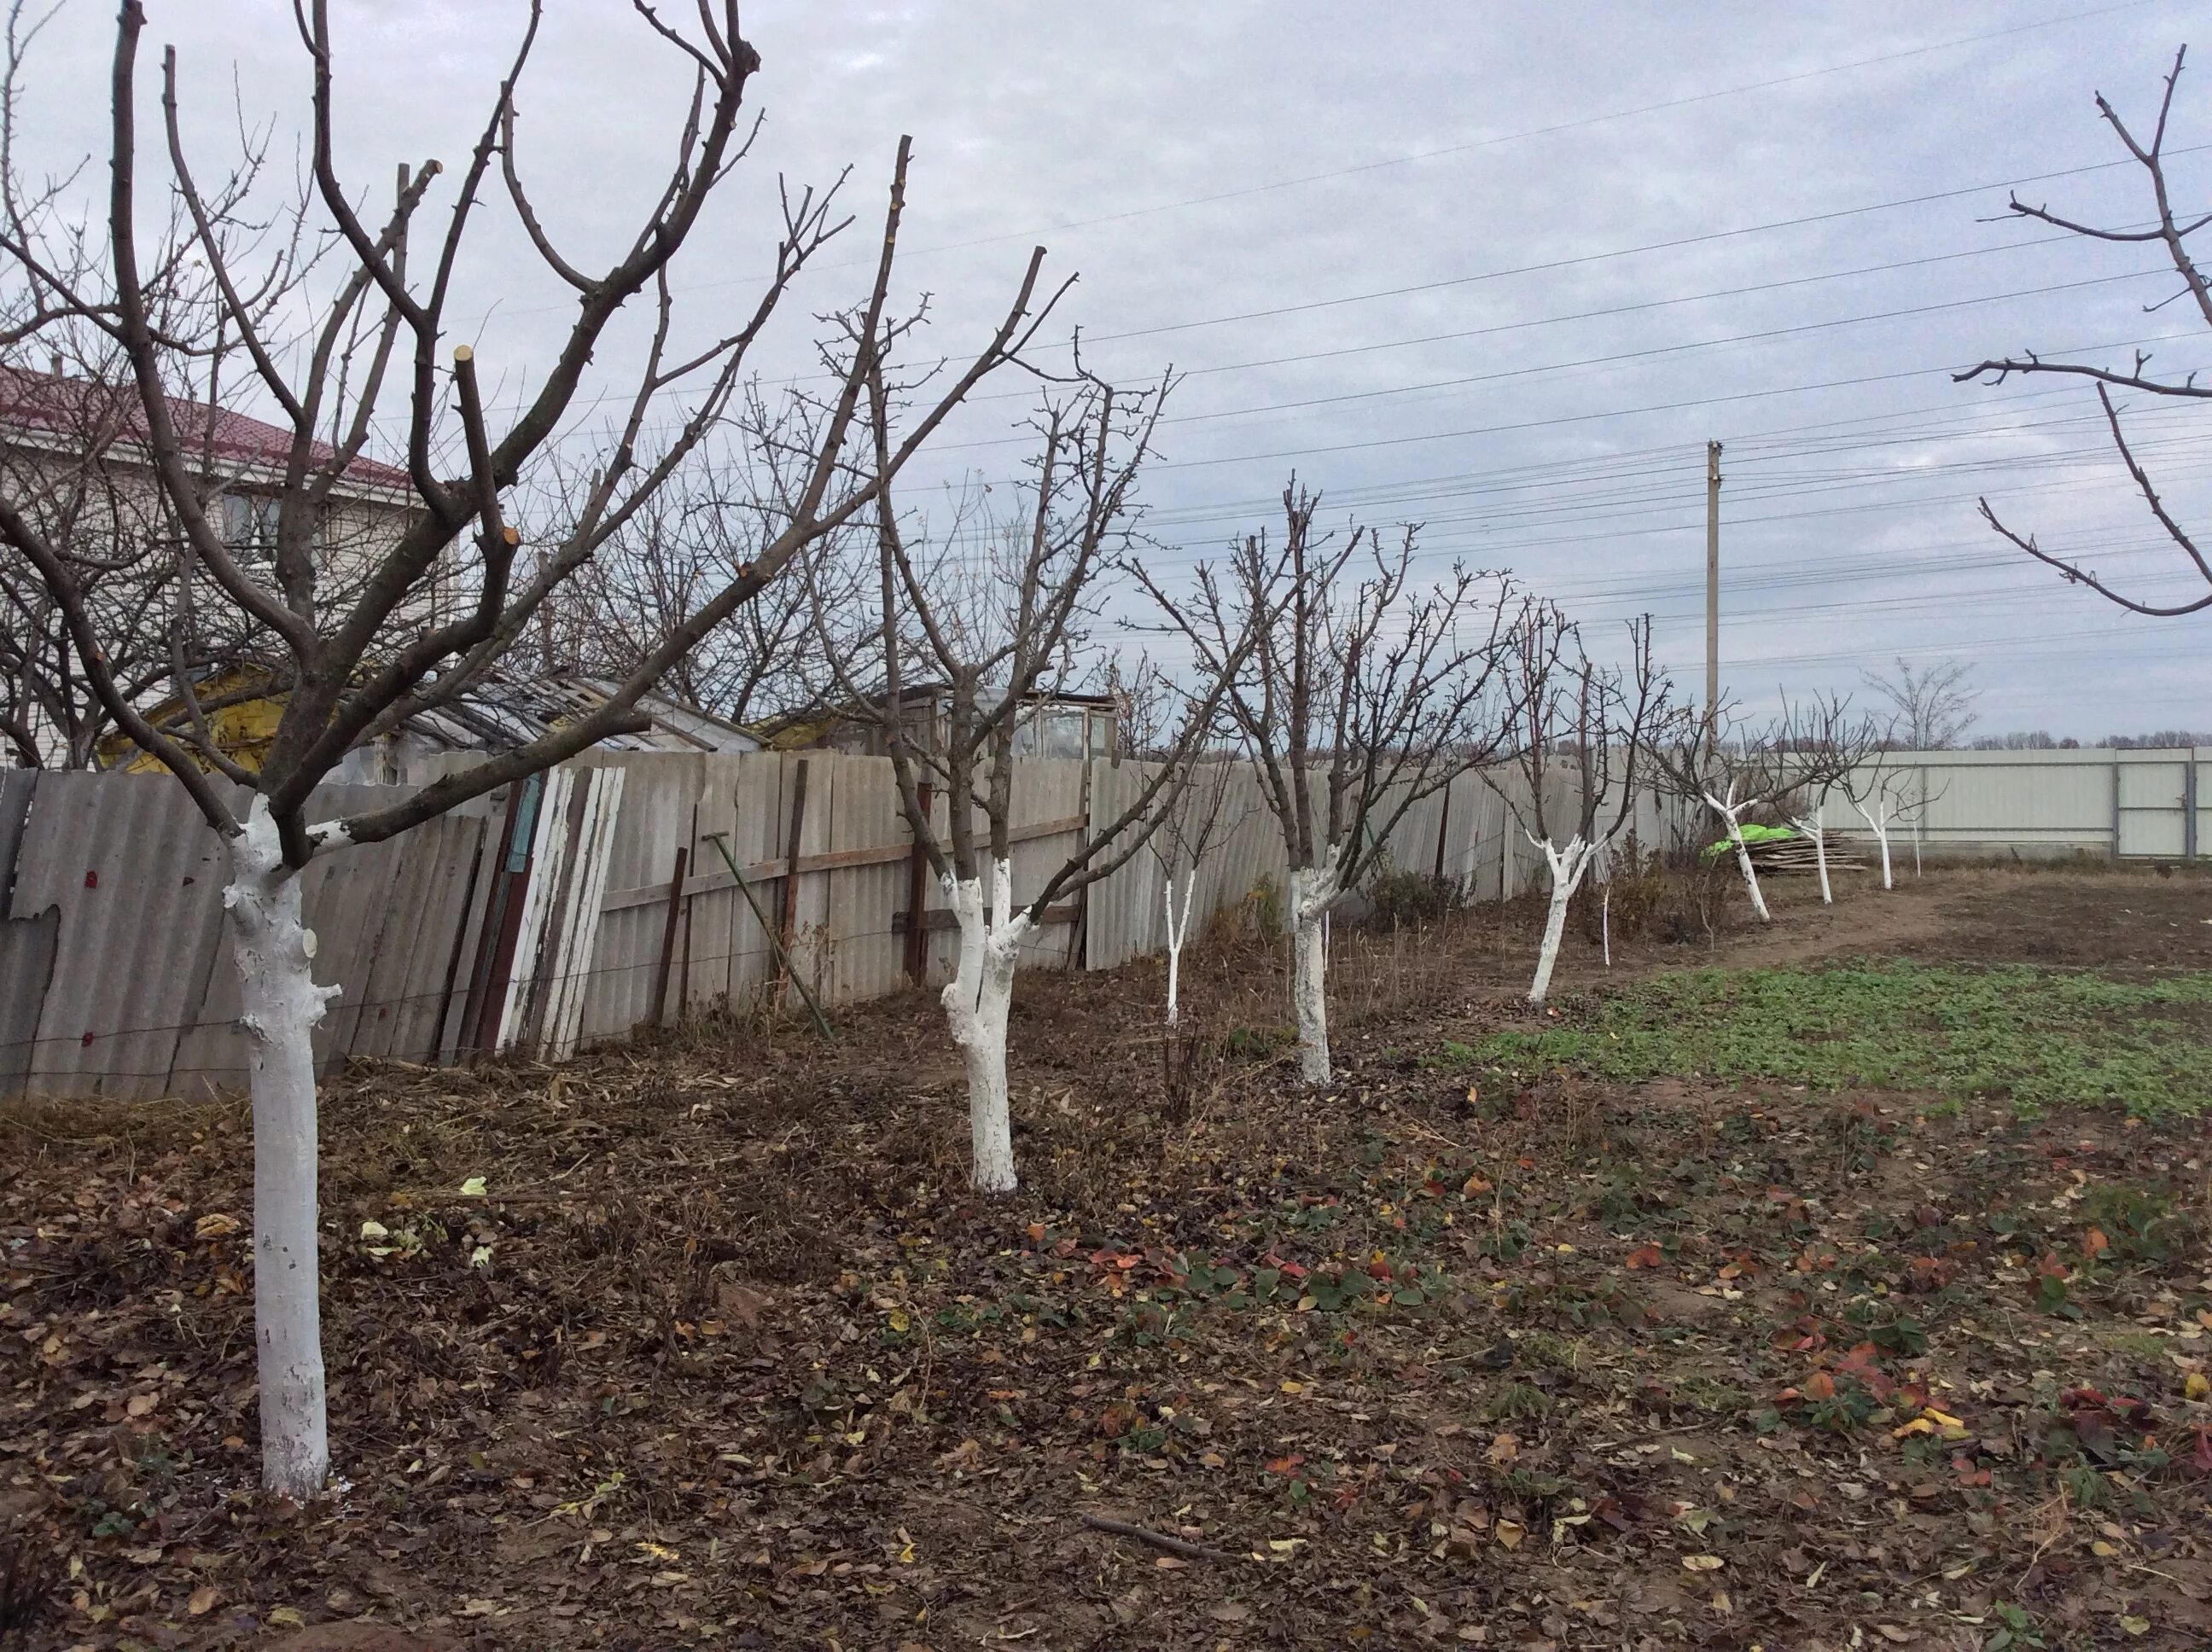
[3,865,2210,1652]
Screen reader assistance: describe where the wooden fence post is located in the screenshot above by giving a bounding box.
[777,759,812,998]
[1431,778,1452,882]
[1066,758,1094,971]
[905,781,934,986]
[653,844,689,1027]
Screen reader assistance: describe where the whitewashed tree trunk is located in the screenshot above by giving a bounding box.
[1289,858,1339,1087]
[226,797,342,1498]
[942,860,1029,1194]
[1528,833,1595,1007]
[1705,791,1772,922]
[1593,836,1615,969]
[1795,808,1833,905]
[1161,873,1197,1027]
[1854,797,1895,890]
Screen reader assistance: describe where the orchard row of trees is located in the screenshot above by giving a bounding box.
[1,4,2196,1509]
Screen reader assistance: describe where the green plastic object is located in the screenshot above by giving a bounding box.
[1701,823,1799,863]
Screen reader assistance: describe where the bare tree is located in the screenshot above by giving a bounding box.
[1837,745,1951,890]
[1144,483,1519,1087]
[1860,656,1980,750]
[0,375,188,763]
[520,440,866,726]
[1489,609,1670,1006]
[1652,694,1877,923]
[1957,45,2212,616]
[817,369,1237,1193]
[1124,672,1249,1027]
[0,3,1069,1495]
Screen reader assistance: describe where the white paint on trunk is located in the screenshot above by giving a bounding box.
[1703,788,1772,923]
[226,796,342,1498]
[941,860,1030,1195]
[1527,832,1596,1006]
[1162,871,1198,1027]
[1289,857,1339,1087]
[1853,795,1895,890]
[1794,806,1833,905]
[1592,835,1615,969]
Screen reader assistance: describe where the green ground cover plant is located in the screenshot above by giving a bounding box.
[1444,961,2212,1115]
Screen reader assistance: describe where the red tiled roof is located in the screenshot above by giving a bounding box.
[0,364,410,492]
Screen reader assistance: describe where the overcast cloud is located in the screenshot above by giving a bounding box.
[17,0,2212,736]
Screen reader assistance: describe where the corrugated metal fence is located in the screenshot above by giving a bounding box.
[2,745,2202,1100]
[1806,747,2211,862]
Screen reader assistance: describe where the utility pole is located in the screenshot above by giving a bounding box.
[1704,439,1723,737]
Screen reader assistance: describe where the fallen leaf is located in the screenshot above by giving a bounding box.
[1487,1433,1519,1464]
[1493,1520,1525,1550]
[2186,1372,2209,1402]
[1683,1554,1724,1572]
[125,1392,158,1418]
[193,1212,240,1238]
[186,1585,218,1616]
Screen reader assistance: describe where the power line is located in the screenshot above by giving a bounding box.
[1091,268,2174,439]
[1122,330,2204,480]
[1066,143,2211,348]
[405,147,2212,436]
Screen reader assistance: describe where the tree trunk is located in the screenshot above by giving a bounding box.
[1854,800,1894,890]
[1162,875,1193,1027]
[1806,810,1832,905]
[1528,836,1591,1007]
[1289,864,1336,1086]
[942,863,1027,1195]
[1714,811,1772,923]
[226,797,341,1498]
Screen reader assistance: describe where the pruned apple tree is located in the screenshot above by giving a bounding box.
[1123,682,1249,1028]
[1143,482,1520,1087]
[1651,694,1877,923]
[812,368,1243,1194]
[0,2,1072,1496]
[1488,608,1670,1006]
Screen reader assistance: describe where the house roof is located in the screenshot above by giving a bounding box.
[0,364,410,493]
[394,668,760,756]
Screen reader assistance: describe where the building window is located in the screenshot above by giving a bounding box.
[1040,707,1088,759]
[220,492,281,561]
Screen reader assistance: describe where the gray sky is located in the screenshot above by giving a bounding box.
[21,0,2212,736]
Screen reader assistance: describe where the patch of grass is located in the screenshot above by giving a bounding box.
[1445,961,2212,1116]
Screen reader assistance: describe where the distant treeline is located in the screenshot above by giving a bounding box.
[1956,730,2210,751]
